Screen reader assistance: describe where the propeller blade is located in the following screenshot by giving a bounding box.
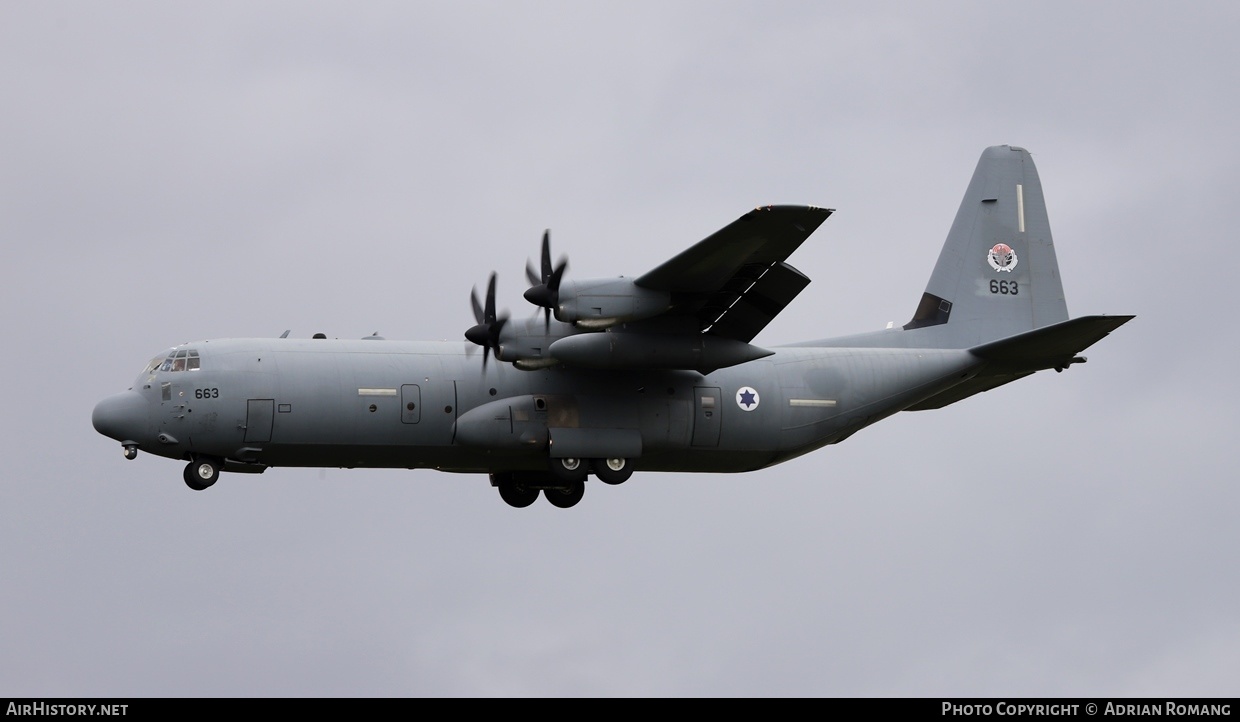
[522,229,569,332]
[541,230,552,280]
[492,313,509,346]
[485,272,497,323]
[470,285,484,325]
[465,272,508,369]
[548,258,567,291]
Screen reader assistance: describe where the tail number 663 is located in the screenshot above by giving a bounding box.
[989,279,1019,295]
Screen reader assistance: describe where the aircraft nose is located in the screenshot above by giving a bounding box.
[92,391,150,443]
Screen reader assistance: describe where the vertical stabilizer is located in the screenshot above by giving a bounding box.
[904,145,1068,347]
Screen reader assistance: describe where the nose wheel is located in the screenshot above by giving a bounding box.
[183,457,221,491]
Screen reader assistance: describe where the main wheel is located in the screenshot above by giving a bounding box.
[543,481,585,508]
[183,457,220,491]
[549,457,588,484]
[496,479,539,508]
[592,457,633,485]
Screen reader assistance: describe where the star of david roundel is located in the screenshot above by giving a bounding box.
[736,386,760,412]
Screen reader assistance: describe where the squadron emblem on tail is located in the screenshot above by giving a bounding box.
[988,243,1018,272]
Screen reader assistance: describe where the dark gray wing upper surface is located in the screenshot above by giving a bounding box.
[634,205,832,342]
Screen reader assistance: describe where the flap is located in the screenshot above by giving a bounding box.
[701,261,811,342]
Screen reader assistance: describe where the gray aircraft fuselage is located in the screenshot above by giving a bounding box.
[95,338,978,474]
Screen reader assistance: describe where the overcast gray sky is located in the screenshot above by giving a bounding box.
[3,1,1237,697]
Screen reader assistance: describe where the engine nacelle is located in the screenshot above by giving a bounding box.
[547,331,772,372]
[554,278,672,329]
[491,317,578,370]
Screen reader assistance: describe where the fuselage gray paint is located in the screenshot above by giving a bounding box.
[102,337,979,475]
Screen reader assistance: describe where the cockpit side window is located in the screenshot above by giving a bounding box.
[143,356,163,376]
[133,354,167,388]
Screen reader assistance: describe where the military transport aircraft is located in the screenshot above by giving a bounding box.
[93,146,1132,508]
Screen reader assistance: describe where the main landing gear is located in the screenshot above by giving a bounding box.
[183,456,221,491]
[494,475,540,508]
[543,482,585,509]
[550,457,633,485]
[592,457,634,485]
[491,456,634,509]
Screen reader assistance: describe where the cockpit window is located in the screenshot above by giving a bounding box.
[158,349,201,372]
[142,356,163,376]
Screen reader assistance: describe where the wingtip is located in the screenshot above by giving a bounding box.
[749,204,835,218]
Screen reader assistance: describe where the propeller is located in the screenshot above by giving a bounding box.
[465,272,508,369]
[523,229,567,330]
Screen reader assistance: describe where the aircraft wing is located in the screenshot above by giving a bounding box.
[634,205,832,342]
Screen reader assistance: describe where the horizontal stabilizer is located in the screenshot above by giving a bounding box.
[907,314,1133,410]
[970,314,1135,370]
